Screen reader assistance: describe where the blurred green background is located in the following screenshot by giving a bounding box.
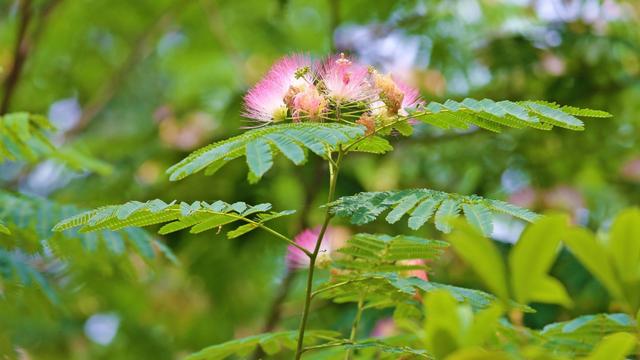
[1,0,639,358]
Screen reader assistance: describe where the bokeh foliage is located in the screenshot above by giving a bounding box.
[1,0,640,359]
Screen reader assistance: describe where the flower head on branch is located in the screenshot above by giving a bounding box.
[242,53,422,126]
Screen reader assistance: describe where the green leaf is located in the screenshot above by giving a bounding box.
[423,290,465,359]
[414,99,600,132]
[0,248,58,304]
[337,341,431,358]
[386,194,422,224]
[0,112,110,173]
[563,228,624,300]
[329,189,538,234]
[446,221,510,302]
[0,191,173,262]
[584,332,636,360]
[539,313,636,356]
[607,208,640,285]
[464,303,504,347]
[0,221,9,235]
[349,135,393,154]
[335,233,448,272]
[408,198,441,230]
[53,200,294,242]
[245,138,273,179]
[462,203,493,236]
[167,123,364,181]
[521,101,584,130]
[434,198,460,233]
[509,214,572,307]
[184,330,339,360]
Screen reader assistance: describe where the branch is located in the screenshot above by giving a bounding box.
[1,0,33,114]
[64,1,189,138]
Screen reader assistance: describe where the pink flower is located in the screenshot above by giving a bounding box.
[242,54,314,123]
[292,84,327,122]
[394,77,422,116]
[319,53,373,103]
[371,317,397,338]
[399,258,429,281]
[372,72,422,117]
[287,228,333,269]
[287,227,350,269]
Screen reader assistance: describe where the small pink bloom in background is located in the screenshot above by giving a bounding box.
[320,53,372,103]
[543,185,585,213]
[371,317,397,338]
[621,157,640,182]
[286,226,350,270]
[243,54,313,123]
[508,187,538,208]
[399,258,429,281]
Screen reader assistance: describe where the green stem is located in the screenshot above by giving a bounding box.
[344,296,365,360]
[294,149,344,360]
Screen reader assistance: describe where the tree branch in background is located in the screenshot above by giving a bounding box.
[64,1,189,139]
[1,0,62,115]
[1,0,33,114]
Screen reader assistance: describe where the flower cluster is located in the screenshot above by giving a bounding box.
[243,53,422,130]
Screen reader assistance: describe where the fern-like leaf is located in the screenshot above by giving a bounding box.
[317,272,531,312]
[0,191,175,262]
[184,330,340,360]
[335,233,448,273]
[539,313,635,356]
[327,341,432,359]
[0,112,111,174]
[328,189,539,235]
[166,123,365,182]
[350,135,393,154]
[53,199,295,240]
[412,99,610,132]
[0,248,58,303]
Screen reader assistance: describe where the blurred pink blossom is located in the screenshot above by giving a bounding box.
[371,317,397,338]
[399,258,429,281]
[287,227,349,270]
[621,157,640,182]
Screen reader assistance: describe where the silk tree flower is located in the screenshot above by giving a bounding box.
[319,53,373,103]
[292,84,327,122]
[242,54,314,123]
[395,77,422,116]
[372,72,422,117]
[287,226,349,269]
[287,227,333,270]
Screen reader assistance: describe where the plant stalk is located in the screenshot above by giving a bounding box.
[294,149,343,359]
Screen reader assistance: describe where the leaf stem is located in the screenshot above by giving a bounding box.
[294,148,344,359]
[344,296,365,360]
